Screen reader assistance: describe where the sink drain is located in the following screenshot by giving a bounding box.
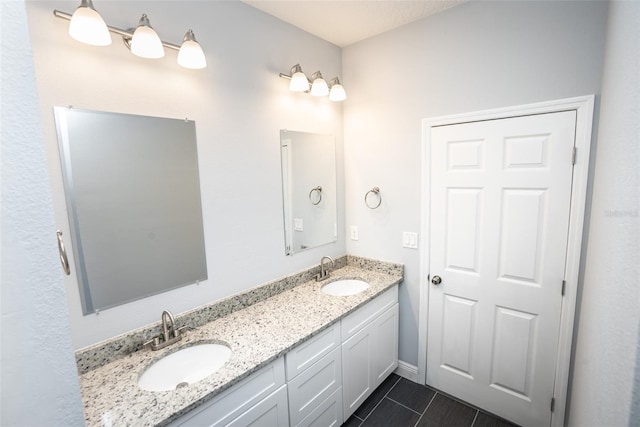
[175,382,189,390]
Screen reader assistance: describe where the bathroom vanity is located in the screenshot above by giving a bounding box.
[77,256,402,426]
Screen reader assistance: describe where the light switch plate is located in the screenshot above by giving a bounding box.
[350,225,359,241]
[294,218,304,231]
[402,232,418,249]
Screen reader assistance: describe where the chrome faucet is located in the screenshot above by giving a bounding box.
[316,256,335,281]
[144,309,184,351]
[161,310,176,343]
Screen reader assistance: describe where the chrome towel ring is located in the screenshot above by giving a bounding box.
[365,187,382,209]
[56,230,70,275]
[309,186,323,205]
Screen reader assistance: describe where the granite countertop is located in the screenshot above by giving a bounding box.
[79,263,403,426]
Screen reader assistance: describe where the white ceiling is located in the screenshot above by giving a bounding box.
[242,0,466,47]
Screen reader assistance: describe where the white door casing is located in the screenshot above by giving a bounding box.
[418,96,595,427]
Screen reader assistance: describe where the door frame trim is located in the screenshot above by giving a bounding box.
[418,95,595,427]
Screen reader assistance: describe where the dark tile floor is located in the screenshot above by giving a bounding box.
[343,374,519,427]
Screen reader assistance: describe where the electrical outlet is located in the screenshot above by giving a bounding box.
[350,225,359,241]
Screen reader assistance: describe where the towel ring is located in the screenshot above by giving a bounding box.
[365,187,382,209]
[56,230,70,275]
[309,186,322,205]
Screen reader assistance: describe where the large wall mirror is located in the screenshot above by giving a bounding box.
[54,107,208,315]
[280,130,337,255]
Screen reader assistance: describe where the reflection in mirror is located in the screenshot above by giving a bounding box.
[54,107,207,315]
[280,130,337,255]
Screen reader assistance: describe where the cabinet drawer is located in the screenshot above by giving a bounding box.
[227,385,289,427]
[286,324,340,381]
[296,386,343,427]
[172,358,285,426]
[341,285,398,341]
[288,346,342,426]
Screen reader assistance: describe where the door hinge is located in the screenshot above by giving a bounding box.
[551,397,556,412]
[572,147,577,165]
[562,280,566,296]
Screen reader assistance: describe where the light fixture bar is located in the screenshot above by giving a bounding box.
[280,64,345,101]
[53,10,181,50]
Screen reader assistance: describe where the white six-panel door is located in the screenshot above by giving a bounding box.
[427,111,577,427]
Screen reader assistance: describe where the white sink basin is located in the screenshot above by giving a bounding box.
[321,279,370,296]
[138,343,232,392]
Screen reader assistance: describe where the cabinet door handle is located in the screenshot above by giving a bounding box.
[56,230,70,275]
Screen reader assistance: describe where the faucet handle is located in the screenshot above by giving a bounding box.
[143,336,160,348]
[174,326,188,338]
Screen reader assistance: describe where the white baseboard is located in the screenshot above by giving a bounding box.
[394,360,419,383]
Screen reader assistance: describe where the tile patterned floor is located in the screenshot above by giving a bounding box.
[343,374,519,427]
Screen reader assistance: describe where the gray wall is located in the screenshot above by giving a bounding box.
[0,1,84,425]
[568,1,640,425]
[25,0,345,348]
[343,0,607,369]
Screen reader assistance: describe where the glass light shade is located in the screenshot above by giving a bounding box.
[310,77,329,97]
[289,71,309,92]
[68,4,111,46]
[130,16,164,59]
[329,83,347,102]
[178,40,206,69]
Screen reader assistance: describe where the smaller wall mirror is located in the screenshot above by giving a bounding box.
[54,107,208,314]
[280,130,337,255]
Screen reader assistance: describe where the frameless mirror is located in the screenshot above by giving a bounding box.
[54,107,207,315]
[280,130,337,255]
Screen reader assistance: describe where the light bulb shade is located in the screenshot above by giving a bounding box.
[68,0,111,46]
[329,84,347,102]
[287,65,309,92]
[130,14,164,59]
[310,71,329,96]
[177,30,206,69]
[329,78,347,101]
[289,72,309,92]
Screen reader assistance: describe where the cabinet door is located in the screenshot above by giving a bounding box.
[341,323,373,420]
[372,304,399,388]
[226,385,289,427]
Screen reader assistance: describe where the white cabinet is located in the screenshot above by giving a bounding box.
[170,358,287,427]
[297,387,343,427]
[286,325,342,427]
[168,285,398,427]
[285,325,341,381]
[226,385,289,427]
[342,287,399,420]
[372,304,399,384]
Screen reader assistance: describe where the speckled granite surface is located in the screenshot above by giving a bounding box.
[78,257,402,426]
[76,256,349,374]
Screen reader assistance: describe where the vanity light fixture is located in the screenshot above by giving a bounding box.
[279,64,347,101]
[130,14,164,59]
[310,71,329,97]
[177,30,207,69]
[67,0,111,46]
[287,64,310,92]
[53,1,207,69]
[328,78,347,102]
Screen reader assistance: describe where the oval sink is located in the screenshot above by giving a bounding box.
[321,279,370,296]
[138,343,231,392]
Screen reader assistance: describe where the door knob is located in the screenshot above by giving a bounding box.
[431,275,442,285]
